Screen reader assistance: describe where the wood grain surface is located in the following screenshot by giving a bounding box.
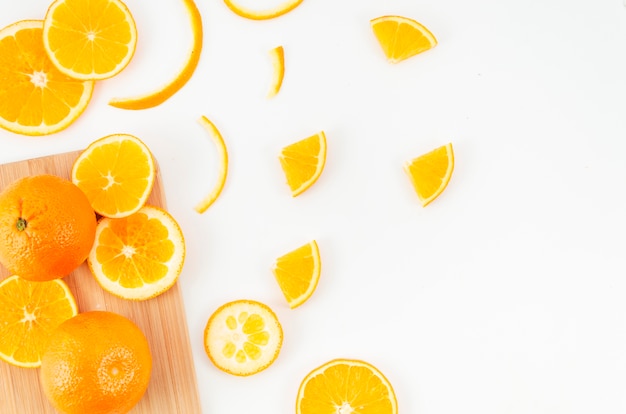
[0,151,202,413]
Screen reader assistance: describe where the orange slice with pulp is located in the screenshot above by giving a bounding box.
[272,240,321,309]
[279,131,327,197]
[371,15,437,63]
[404,142,454,206]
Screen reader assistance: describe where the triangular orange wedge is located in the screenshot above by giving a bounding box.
[279,131,327,197]
[371,15,437,63]
[404,142,454,206]
[272,240,321,309]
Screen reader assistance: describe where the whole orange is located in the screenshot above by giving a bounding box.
[40,310,153,414]
[0,174,96,281]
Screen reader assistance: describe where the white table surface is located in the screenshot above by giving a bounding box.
[2,0,626,413]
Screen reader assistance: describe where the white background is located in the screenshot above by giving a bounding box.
[2,0,626,413]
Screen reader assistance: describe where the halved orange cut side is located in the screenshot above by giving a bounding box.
[0,275,78,368]
[0,20,94,136]
[272,240,320,309]
[195,116,228,214]
[279,131,327,197]
[267,45,285,98]
[109,0,203,110]
[404,142,454,206]
[224,0,304,20]
[371,15,437,63]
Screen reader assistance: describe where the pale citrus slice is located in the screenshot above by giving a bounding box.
[404,142,454,207]
[224,0,304,20]
[279,131,327,197]
[204,299,283,376]
[297,359,398,414]
[87,205,186,300]
[0,275,78,368]
[71,134,156,219]
[371,15,437,63]
[272,240,320,309]
[43,0,137,80]
[109,0,203,110]
[195,116,228,213]
[0,20,94,136]
[267,45,285,98]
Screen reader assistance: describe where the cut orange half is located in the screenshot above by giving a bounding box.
[297,359,398,414]
[43,0,138,80]
[0,275,78,368]
[109,0,203,110]
[195,116,228,214]
[279,131,327,197]
[404,142,454,207]
[224,0,304,20]
[272,240,320,309]
[371,15,437,63]
[204,299,283,376]
[267,45,285,98]
[0,20,94,136]
[87,205,186,300]
[71,134,156,218]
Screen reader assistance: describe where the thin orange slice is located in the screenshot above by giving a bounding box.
[0,20,94,136]
[195,116,228,213]
[279,131,327,197]
[371,15,437,63]
[267,45,285,98]
[297,359,398,414]
[71,134,156,218]
[224,0,304,20]
[43,0,137,80]
[204,299,283,376]
[404,142,454,207]
[0,275,78,368]
[87,205,186,300]
[272,240,320,309]
[109,0,203,110]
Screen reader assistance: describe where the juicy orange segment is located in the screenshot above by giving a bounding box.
[224,0,304,20]
[404,142,454,207]
[71,134,156,219]
[195,116,228,213]
[0,275,78,368]
[43,0,138,80]
[272,240,320,309]
[268,45,285,98]
[204,299,283,376]
[297,359,398,414]
[87,205,186,300]
[371,15,437,63]
[279,131,327,197]
[109,0,203,109]
[0,20,94,136]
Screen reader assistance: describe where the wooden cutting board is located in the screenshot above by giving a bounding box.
[0,151,202,413]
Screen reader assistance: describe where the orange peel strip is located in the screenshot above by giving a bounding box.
[195,116,228,213]
[267,45,285,98]
[224,0,304,20]
[109,0,203,110]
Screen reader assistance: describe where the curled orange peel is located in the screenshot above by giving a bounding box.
[267,45,284,98]
[109,0,203,110]
[195,116,228,213]
[223,0,304,20]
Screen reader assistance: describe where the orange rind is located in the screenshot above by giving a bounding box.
[195,116,228,213]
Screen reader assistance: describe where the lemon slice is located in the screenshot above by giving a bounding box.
[267,45,285,98]
[195,116,228,213]
[224,0,304,20]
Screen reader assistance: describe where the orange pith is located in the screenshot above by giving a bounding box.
[0,20,94,136]
[404,142,454,206]
[0,276,78,368]
[224,0,304,20]
[371,15,437,63]
[272,240,321,309]
[279,131,327,197]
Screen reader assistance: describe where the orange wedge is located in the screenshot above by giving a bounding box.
[404,142,454,207]
[224,0,304,20]
[0,20,94,136]
[371,15,437,63]
[87,205,186,300]
[195,116,228,213]
[279,131,327,197]
[267,45,285,98]
[109,0,202,110]
[0,275,78,368]
[43,0,137,80]
[297,359,398,414]
[71,134,156,219]
[204,299,283,376]
[272,240,320,309]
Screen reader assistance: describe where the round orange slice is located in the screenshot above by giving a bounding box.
[297,359,398,414]
[0,275,78,368]
[267,45,285,98]
[272,240,321,309]
[204,299,283,376]
[279,131,327,197]
[371,15,437,63]
[43,0,138,80]
[195,116,228,214]
[404,142,454,207]
[87,205,186,301]
[224,0,304,20]
[71,134,156,219]
[0,20,94,136]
